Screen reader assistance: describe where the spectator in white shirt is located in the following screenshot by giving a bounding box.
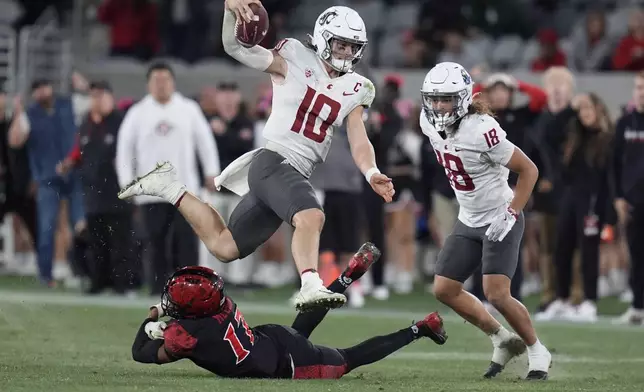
[116,61,220,295]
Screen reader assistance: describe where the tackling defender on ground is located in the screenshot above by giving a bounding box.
[118,0,394,312]
[420,62,552,380]
[131,243,447,379]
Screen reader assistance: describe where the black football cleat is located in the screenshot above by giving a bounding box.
[483,335,527,379]
[525,349,552,381]
[414,312,448,345]
[341,242,381,284]
[526,370,549,380]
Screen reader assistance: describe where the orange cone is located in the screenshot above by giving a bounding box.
[319,251,341,286]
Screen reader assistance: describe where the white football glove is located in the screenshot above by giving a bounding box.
[150,302,165,318]
[145,321,167,340]
[485,207,518,242]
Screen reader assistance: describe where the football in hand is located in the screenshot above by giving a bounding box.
[235,3,269,48]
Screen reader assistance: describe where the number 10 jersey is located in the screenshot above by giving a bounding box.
[262,38,376,178]
[420,110,516,228]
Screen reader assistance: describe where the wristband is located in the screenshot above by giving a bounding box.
[365,167,380,183]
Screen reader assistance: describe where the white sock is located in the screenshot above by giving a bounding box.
[527,338,545,355]
[489,326,512,347]
[300,271,322,288]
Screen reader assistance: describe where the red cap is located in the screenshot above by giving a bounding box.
[538,28,558,45]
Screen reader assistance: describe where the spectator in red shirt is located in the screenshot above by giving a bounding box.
[612,9,644,71]
[532,28,567,72]
[98,0,160,61]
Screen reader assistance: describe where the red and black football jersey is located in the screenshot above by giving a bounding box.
[162,296,288,378]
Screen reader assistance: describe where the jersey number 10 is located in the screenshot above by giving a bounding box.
[291,86,341,143]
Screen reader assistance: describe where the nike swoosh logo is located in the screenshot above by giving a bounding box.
[454,148,462,152]
[343,92,355,96]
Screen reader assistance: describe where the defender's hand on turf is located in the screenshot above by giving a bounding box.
[370,173,395,203]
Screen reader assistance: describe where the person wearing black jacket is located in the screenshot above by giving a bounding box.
[613,72,644,325]
[530,67,578,311]
[536,93,615,323]
[0,88,37,264]
[198,82,254,285]
[363,76,402,300]
[58,81,136,294]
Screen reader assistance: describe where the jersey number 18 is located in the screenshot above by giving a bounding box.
[435,151,476,191]
[291,86,341,143]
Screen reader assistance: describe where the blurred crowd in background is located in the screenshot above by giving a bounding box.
[0,0,644,326]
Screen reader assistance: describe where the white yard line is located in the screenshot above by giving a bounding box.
[0,290,643,333]
[389,351,644,364]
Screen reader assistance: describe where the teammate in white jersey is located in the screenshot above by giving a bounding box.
[420,62,552,380]
[118,0,394,312]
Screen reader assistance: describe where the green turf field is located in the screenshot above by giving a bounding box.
[0,277,643,392]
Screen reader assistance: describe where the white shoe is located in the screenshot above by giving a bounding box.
[118,161,186,204]
[620,290,634,303]
[371,285,389,300]
[53,261,72,281]
[526,344,551,380]
[598,276,611,298]
[569,300,598,323]
[613,307,644,325]
[484,333,527,378]
[293,280,346,312]
[393,271,413,294]
[252,262,282,287]
[347,284,365,308]
[520,273,542,297]
[534,299,574,321]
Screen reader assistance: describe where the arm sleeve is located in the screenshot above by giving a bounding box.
[517,81,547,112]
[221,8,274,71]
[132,318,165,364]
[192,103,220,177]
[163,321,198,358]
[115,107,138,188]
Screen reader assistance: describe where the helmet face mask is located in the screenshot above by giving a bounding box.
[420,62,473,130]
[312,7,368,73]
[421,90,468,129]
[161,266,225,319]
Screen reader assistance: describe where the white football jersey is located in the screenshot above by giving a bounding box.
[262,38,375,178]
[420,110,516,227]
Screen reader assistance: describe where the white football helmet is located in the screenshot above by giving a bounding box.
[311,6,367,73]
[420,62,474,130]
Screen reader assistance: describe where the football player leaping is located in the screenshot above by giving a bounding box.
[118,0,394,312]
[420,62,552,380]
[131,243,447,379]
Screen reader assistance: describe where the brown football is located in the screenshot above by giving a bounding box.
[235,3,270,48]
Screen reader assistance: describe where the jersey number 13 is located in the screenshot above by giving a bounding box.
[291,86,341,143]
